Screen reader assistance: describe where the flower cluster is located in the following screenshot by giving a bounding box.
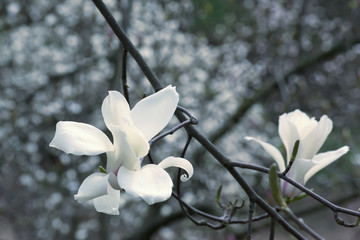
[50,86,193,215]
[246,109,349,197]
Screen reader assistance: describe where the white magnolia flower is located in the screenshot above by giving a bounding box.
[50,86,193,214]
[246,109,349,197]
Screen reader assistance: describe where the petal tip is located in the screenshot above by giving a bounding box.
[74,194,83,203]
[342,145,350,153]
[244,136,253,141]
[158,157,193,182]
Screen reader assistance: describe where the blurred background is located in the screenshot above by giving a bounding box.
[1,0,360,239]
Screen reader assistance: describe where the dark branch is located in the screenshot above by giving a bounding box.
[90,1,360,238]
[229,161,360,218]
[247,200,255,239]
[122,48,130,104]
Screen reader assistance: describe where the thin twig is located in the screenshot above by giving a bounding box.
[181,136,192,158]
[172,185,269,227]
[247,201,255,239]
[283,207,324,240]
[175,169,227,229]
[177,106,198,124]
[149,119,193,146]
[334,211,360,227]
[229,161,360,219]
[269,218,275,240]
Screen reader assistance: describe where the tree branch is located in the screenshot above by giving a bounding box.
[90,1,360,239]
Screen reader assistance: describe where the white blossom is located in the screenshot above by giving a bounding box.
[50,86,193,214]
[246,109,349,197]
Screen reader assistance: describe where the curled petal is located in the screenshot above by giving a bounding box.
[301,115,333,159]
[74,173,109,203]
[117,165,173,205]
[158,156,193,182]
[131,85,179,141]
[49,121,114,155]
[304,146,349,183]
[108,172,120,190]
[93,182,121,215]
[245,137,286,172]
[101,91,132,130]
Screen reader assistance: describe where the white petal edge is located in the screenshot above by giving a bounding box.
[107,125,140,172]
[49,121,114,155]
[301,115,333,159]
[130,85,179,141]
[117,165,173,205]
[101,91,131,130]
[74,173,109,203]
[116,120,149,159]
[245,137,286,171]
[284,110,313,133]
[158,156,193,182]
[281,158,315,197]
[278,115,301,164]
[304,146,349,183]
[93,182,121,215]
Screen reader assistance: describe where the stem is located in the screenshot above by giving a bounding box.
[181,136,192,158]
[229,161,360,218]
[282,140,300,176]
[269,218,275,240]
[149,119,193,146]
[247,201,255,239]
[283,207,324,240]
[177,106,198,124]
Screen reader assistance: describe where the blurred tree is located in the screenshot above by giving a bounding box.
[1,0,360,239]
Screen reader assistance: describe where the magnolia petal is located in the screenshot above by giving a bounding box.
[297,117,318,140]
[158,156,193,182]
[278,114,301,164]
[130,85,179,141]
[101,91,131,130]
[49,121,114,155]
[74,173,109,203]
[281,179,302,198]
[117,165,173,205]
[93,182,121,215]
[245,137,286,172]
[281,179,300,198]
[116,120,149,159]
[101,91,149,158]
[108,172,121,190]
[301,115,333,159]
[304,146,349,183]
[283,110,314,133]
[106,126,140,172]
[281,158,314,197]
